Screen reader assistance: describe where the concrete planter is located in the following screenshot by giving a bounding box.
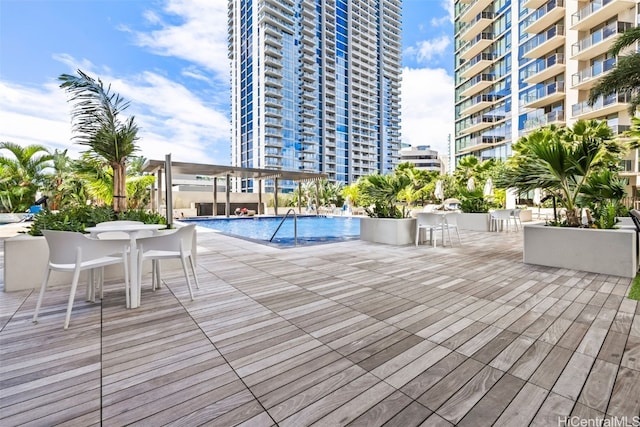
[523,224,637,278]
[359,217,416,245]
[4,230,198,292]
[519,209,532,222]
[457,213,491,231]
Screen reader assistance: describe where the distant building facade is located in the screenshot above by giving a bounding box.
[228,0,403,193]
[453,0,639,204]
[400,145,446,174]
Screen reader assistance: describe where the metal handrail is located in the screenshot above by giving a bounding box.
[269,208,298,245]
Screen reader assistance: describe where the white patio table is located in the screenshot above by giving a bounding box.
[85,223,167,308]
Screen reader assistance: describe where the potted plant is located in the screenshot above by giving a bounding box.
[357,173,416,245]
[500,120,637,277]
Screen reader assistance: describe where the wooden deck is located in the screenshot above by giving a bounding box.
[1,225,639,426]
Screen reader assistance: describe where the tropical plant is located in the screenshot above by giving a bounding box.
[0,142,52,212]
[59,69,139,213]
[27,205,165,236]
[499,120,625,227]
[458,187,496,213]
[358,173,411,218]
[589,25,640,115]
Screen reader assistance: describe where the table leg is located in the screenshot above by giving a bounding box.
[129,234,139,308]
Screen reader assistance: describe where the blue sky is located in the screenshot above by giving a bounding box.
[0,0,454,165]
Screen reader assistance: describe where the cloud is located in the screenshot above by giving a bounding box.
[0,67,231,165]
[131,0,229,79]
[401,67,454,159]
[414,36,451,64]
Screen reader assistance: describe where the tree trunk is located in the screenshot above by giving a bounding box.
[113,162,127,213]
[565,207,581,227]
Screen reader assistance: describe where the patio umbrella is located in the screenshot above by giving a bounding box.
[483,178,493,197]
[434,180,444,201]
[533,188,541,206]
[467,177,475,191]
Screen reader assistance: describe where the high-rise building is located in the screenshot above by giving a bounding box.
[228,0,402,193]
[399,145,446,173]
[454,0,639,202]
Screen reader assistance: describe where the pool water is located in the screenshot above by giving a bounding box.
[185,216,360,246]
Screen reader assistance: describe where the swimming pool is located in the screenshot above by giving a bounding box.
[185,216,360,247]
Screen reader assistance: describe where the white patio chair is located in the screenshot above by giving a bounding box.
[136,224,199,302]
[443,212,462,246]
[415,212,445,247]
[33,230,129,329]
[510,209,522,231]
[490,209,513,232]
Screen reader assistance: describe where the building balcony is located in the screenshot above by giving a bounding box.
[460,73,496,97]
[460,32,494,60]
[522,110,566,132]
[457,135,507,155]
[572,92,630,119]
[459,0,492,23]
[460,12,495,42]
[522,25,565,59]
[460,53,495,79]
[523,53,566,84]
[523,0,547,9]
[522,81,566,109]
[463,114,506,134]
[571,57,616,90]
[459,93,504,116]
[571,21,633,60]
[571,0,637,31]
[523,0,565,35]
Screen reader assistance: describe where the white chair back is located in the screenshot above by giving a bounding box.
[43,230,128,264]
[416,212,444,227]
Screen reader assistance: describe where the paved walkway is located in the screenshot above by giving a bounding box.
[0,224,638,426]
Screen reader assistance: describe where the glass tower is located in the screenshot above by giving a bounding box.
[454,0,639,193]
[228,0,402,193]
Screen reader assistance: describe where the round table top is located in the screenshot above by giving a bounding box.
[85,223,167,233]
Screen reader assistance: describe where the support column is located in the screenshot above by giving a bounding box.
[164,154,173,228]
[213,178,218,217]
[298,182,302,214]
[274,178,279,216]
[258,179,263,215]
[156,169,163,217]
[225,174,231,218]
[315,180,321,216]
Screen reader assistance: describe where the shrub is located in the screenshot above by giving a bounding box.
[27,206,165,236]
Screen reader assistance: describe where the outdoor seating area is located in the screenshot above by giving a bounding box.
[1,225,639,425]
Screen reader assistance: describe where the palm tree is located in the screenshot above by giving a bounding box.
[589,26,640,115]
[59,69,139,213]
[500,120,622,226]
[358,173,411,218]
[0,142,52,212]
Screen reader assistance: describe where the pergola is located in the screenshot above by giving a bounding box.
[141,155,327,226]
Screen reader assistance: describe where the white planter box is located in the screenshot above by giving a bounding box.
[359,217,416,245]
[519,209,532,222]
[457,213,491,231]
[4,231,197,292]
[523,224,637,278]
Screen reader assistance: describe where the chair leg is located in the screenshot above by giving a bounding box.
[455,228,461,245]
[33,268,52,323]
[180,256,195,301]
[188,255,200,289]
[415,226,420,246]
[64,267,82,329]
